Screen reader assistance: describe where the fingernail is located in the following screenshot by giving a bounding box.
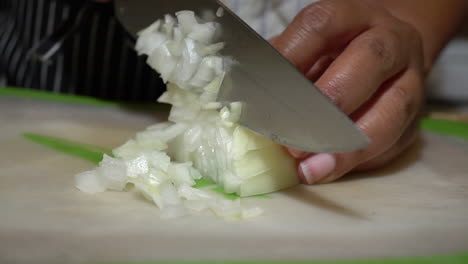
[299,154,336,184]
[288,148,307,159]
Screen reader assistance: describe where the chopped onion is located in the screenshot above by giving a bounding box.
[75,170,106,194]
[146,151,171,172]
[188,22,218,44]
[97,155,127,191]
[216,7,224,18]
[147,44,178,83]
[209,199,242,221]
[178,184,212,200]
[176,11,198,35]
[126,155,149,178]
[169,163,196,186]
[136,20,163,56]
[162,14,176,36]
[160,182,182,206]
[136,122,187,144]
[76,9,298,220]
[197,42,225,57]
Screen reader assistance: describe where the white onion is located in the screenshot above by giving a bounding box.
[136,122,187,144]
[160,182,182,206]
[197,42,225,57]
[173,39,202,88]
[75,9,299,220]
[209,199,242,220]
[169,163,196,186]
[113,140,143,159]
[178,184,212,200]
[136,20,162,55]
[176,11,198,35]
[97,155,127,191]
[126,155,149,178]
[162,14,176,36]
[136,32,167,57]
[75,170,106,194]
[216,7,224,18]
[146,151,171,172]
[202,102,223,110]
[137,20,161,38]
[188,22,218,44]
[147,44,179,83]
[199,73,224,104]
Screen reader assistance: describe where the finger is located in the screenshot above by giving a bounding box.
[355,118,420,171]
[315,25,410,115]
[305,55,334,82]
[271,0,372,73]
[299,68,424,184]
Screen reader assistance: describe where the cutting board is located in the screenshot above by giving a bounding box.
[1,96,468,263]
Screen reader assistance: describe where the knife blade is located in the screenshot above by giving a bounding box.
[115,0,370,153]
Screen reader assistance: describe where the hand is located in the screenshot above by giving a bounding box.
[270,0,425,184]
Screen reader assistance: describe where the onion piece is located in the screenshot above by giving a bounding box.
[209,199,242,221]
[197,42,225,57]
[162,14,176,36]
[147,44,179,83]
[160,182,183,207]
[188,22,218,44]
[176,11,198,35]
[173,39,203,88]
[216,7,224,17]
[178,184,212,200]
[97,155,127,191]
[169,163,196,186]
[75,170,106,194]
[126,155,149,178]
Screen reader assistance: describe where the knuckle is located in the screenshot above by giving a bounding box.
[298,1,338,36]
[391,85,419,122]
[319,76,347,111]
[361,30,399,71]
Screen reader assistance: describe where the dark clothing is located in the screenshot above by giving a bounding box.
[0,0,165,102]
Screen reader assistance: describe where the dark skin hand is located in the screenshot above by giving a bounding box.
[270,0,468,184]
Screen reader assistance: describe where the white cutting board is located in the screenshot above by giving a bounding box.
[1,97,468,263]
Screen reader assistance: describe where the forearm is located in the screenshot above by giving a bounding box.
[379,0,468,73]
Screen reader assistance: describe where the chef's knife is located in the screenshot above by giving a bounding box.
[115,0,370,153]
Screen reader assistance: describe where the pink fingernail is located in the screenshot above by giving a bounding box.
[299,154,336,184]
[288,148,307,159]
